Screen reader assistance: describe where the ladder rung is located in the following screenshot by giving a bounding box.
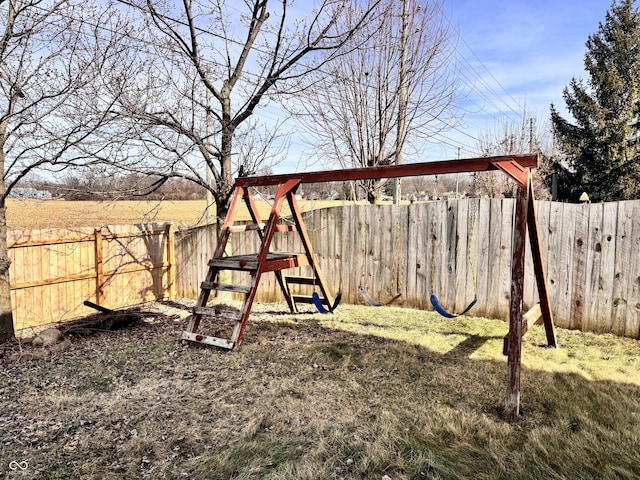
[181,331,235,349]
[194,306,242,321]
[292,294,322,305]
[200,281,251,294]
[228,224,264,233]
[285,276,318,286]
[208,253,308,272]
[275,225,297,232]
[209,256,258,271]
[263,252,309,271]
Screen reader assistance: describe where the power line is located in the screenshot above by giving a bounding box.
[21,1,525,162]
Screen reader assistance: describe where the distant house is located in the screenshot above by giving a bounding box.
[443,191,467,201]
[9,188,53,199]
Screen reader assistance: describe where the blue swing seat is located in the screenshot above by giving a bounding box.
[430,293,477,318]
[312,291,342,314]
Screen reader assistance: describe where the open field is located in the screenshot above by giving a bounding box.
[2,300,640,479]
[5,198,347,230]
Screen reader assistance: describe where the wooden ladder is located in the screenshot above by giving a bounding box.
[181,179,336,349]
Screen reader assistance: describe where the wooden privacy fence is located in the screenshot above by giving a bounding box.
[174,199,640,339]
[9,223,175,329]
[10,200,640,339]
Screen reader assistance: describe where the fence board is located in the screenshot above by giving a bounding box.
[475,198,492,313]
[625,201,640,338]
[598,202,618,331]
[534,199,549,306]
[497,199,515,320]
[546,201,564,327]
[11,223,173,330]
[454,200,469,314]
[418,202,430,310]
[486,199,503,319]
[570,205,589,331]
[464,199,479,312]
[585,204,604,332]
[432,201,446,306]
[445,201,456,309]
[405,204,417,306]
[10,198,640,339]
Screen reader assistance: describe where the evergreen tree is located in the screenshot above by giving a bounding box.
[550,0,640,202]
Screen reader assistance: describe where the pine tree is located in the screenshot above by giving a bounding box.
[550,0,640,202]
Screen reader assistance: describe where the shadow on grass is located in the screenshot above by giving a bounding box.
[1,305,639,480]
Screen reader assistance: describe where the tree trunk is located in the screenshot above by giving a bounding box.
[0,127,14,342]
[0,196,15,343]
[216,101,235,235]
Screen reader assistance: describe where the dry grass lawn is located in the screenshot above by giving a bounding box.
[5,199,347,230]
[2,300,640,479]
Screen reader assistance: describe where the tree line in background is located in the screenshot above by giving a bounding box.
[21,174,207,201]
[16,172,524,202]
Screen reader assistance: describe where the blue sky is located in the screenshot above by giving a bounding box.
[275,1,613,173]
[428,0,612,159]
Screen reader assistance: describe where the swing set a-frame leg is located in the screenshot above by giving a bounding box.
[504,173,557,420]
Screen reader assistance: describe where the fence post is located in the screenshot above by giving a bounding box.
[505,180,529,420]
[94,228,104,305]
[166,223,176,299]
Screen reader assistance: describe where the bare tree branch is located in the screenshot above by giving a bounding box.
[289,0,458,202]
[96,0,382,229]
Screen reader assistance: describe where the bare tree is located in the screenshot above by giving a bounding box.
[290,0,458,203]
[0,0,130,342]
[475,114,551,199]
[89,0,382,228]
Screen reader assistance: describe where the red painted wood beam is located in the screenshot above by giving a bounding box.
[526,181,557,348]
[235,154,539,187]
[505,176,530,420]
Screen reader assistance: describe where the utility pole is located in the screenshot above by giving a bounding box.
[205,77,214,225]
[455,147,460,197]
[393,0,409,205]
[529,118,535,153]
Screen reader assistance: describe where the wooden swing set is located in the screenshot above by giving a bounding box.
[182,153,556,419]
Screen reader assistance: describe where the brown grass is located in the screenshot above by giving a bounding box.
[1,301,640,479]
[5,198,348,230]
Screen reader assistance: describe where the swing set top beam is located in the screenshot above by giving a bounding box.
[235,154,538,188]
